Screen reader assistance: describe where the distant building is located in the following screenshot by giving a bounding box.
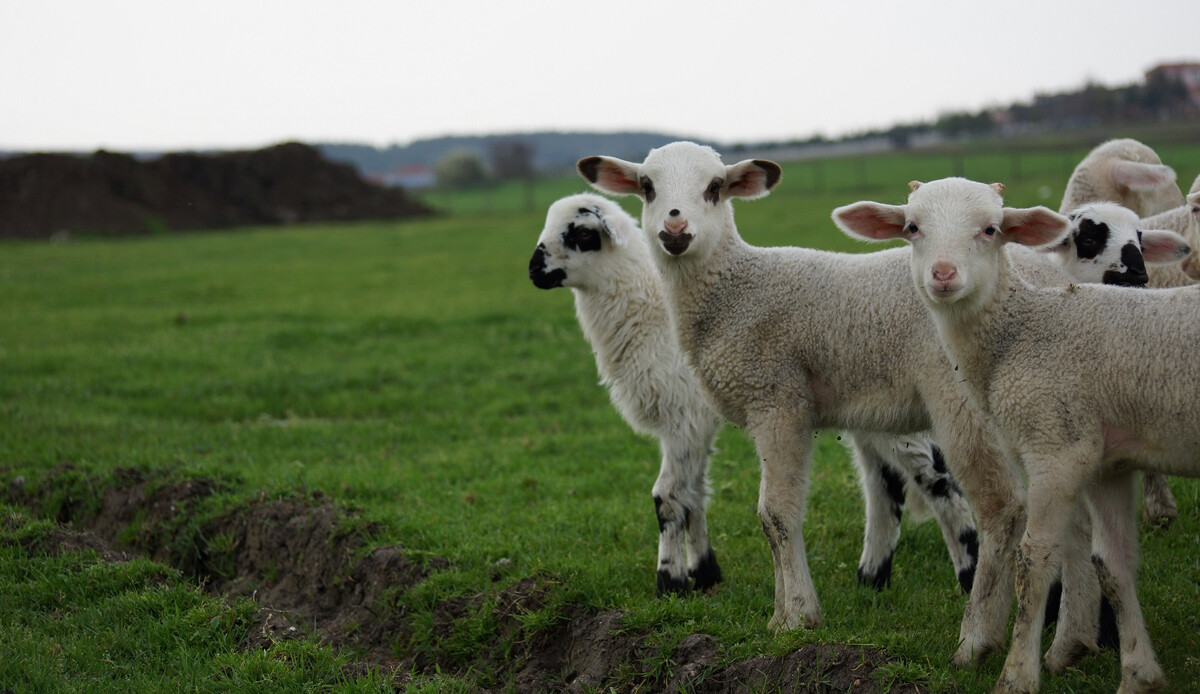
[1146,61,1200,108]
[370,163,436,189]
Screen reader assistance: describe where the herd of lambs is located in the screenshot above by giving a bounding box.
[527,138,1200,693]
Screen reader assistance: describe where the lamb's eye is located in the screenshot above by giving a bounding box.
[905,222,919,235]
[640,176,656,202]
[983,225,998,237]
[704,179,723,204]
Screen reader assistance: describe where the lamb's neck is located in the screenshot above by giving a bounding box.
[656,232,747,332]
[572,272,667,373]
[931,255,1023,411]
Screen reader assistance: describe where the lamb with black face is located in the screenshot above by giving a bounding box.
[528,206,610,290]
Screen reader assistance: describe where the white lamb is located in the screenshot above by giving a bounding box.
[527,193,978,596]
[1144,174,1200,287]
[1059,138,1182,217]
[577,141,1082,664]
[1060,141,1187,526]
[833,178,1200,693]
[529,193,723,595]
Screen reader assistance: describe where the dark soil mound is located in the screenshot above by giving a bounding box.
[0,142,434,238]
[5,466,920,692]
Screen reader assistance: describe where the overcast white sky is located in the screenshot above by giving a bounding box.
[2,0,1196,152]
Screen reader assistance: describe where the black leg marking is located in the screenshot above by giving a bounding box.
[931,445,948,474]
[689,550,723,591]
[958,528,979,593]
[654,495,666,532]
[1043,579,1063,628]
[1098,594,1119,651]
[1092,554,1120,651]
[857,552,894,591]
[657,570,689,597]
[880,463,906,522]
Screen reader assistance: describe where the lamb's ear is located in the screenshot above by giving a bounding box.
[725,159,782,199]
[831,201,908,242]
[999,206,1070,248]
[1187,190,1200,207]
[1109,160,1177,191]
[598,207,635,248]
[1139,229,1190,264]
[578,156,641,196]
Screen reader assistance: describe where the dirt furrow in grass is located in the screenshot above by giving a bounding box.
[4,464,919,693]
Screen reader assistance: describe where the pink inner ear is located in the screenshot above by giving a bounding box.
[596,165,639,194]
[1109,161,1176,191]
[835,203,906,240]
[1140,230,1190,262]
[1001,207,1069,247]
[728,169,764,196]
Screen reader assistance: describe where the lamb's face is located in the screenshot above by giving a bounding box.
[637,143,731,259]
[577,141,780,262]
[1048,203,1152,286]
[902,179,1012,308]
[529,194,633,291]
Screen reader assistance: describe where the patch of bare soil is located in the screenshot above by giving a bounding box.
[4,466,921,692]
[0,142,434,238]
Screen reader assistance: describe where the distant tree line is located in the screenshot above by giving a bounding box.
[735,69,1200,152]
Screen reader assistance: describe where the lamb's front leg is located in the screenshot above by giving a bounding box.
[928,400,1024,668]
[678,428,723,591]
[652,440,693,596]
[751,415,821,630]
[995,453,1092,694]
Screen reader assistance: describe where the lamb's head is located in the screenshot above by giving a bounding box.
[1182,188,1200,280]
[577,141,781,261]
[1061,138,1182,216]
[833,178,1069,315]
[1047,201,1189,286]
[528,193,640,291]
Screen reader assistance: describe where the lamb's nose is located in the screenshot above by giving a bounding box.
[931,263,957,283]
[664,218,688,235]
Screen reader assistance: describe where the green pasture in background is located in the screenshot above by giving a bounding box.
[2,135,1199,691]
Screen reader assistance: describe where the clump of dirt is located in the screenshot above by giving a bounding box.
[198,500,447,662]
[0,142,434,239]
[4,466,922,692]
[693,644,912,693]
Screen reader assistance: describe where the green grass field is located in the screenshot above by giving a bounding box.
[3,138,1200,692]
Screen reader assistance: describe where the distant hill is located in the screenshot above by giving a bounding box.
[317,131,712,178]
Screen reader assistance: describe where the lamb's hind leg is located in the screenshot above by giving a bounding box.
[1043,502,1102,673]
[1088,471,1165,694]
[845,432,905,591]
[888,436,980,593]
[751,414,821,630]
